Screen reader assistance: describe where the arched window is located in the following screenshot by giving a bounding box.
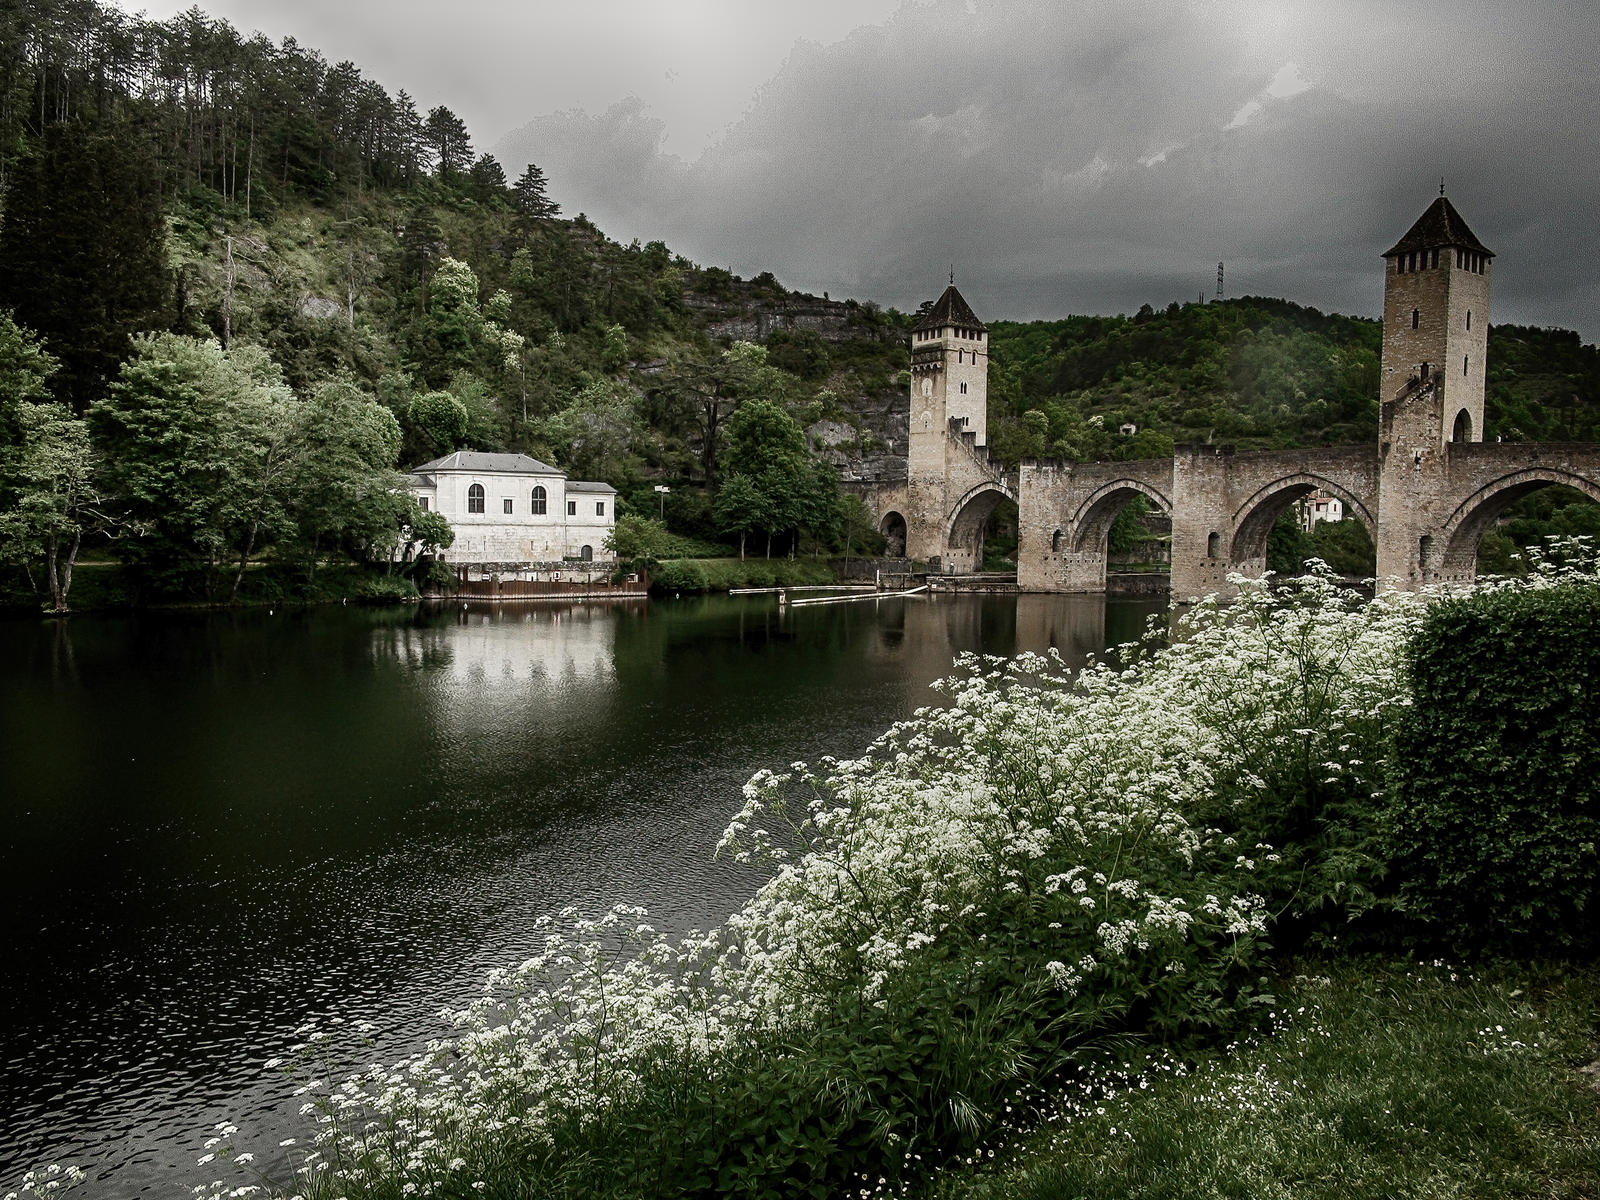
[467,483,485,513]
[580,544,593,562]
[1411,308,1420,329]
[1051,529,1063,553]
[1207,532,1220,558]
[531,485,547,514]
[1452,408,1472,442]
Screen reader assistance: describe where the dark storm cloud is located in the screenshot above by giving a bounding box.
[494,0,1600,336]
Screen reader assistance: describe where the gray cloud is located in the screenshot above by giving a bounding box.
[493,0,1600,337]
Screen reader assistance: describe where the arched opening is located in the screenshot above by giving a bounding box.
[580,544,594,562]
[879,510,907,557]
[945,486,1016,574]
[1051,529,1063,553]
[531,485,547,514]
[1207,531,1220,558]
[1451,409,1472,443]
[1456,481,1600,579]
[467,483,485,514]
[1233,477,1377,579]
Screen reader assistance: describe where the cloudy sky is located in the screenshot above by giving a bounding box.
[114,0,1600,337]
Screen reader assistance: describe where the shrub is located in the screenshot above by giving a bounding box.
[1387,583,1600,955]
[348,574,420,604]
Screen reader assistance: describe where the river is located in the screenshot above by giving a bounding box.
[0,592,1162,1197]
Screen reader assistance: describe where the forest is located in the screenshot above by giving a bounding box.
[3,0,1600,609]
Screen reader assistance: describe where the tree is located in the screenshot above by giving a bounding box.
[406,390,470,456]
[88,335,296,598]
[294,377,406,575]
[0,403,128,612]
[423,106,472,179]
[0,313,59,462]
[0,121,170,412]
[419,257,484,382]
[718,398,826,557]
[513,162,559,220]
[467,154,507,202]
[542,380,643,484]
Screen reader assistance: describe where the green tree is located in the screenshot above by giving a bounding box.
[0,312,59,463]
[423,106,472,179]
[0,121,169,412]
[292,377,405,574]
[0,403,127,611]
[406,390,470,457]
[542,379,642,484]
[88,335,295,597]
[513,162,559,220]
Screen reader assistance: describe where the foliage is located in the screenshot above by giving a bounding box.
[222,567,1523,1200]
[1386,575,1600,955]
[647,556,836,593]
[349,573,420,603]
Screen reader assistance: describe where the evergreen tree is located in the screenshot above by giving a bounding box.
[513,162,559,220]
[0,121,169,413]
[423,106,472,179]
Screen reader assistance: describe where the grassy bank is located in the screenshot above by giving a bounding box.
[649,556,838,593]
[935,958,1600,1200]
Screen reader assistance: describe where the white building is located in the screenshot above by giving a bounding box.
[407,451,617,563]
[1299,493,1345,533]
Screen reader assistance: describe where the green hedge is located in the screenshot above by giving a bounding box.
[650,557,837,594]
[1387,585,1600,955]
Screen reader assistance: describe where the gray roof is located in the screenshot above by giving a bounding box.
[409,472,437,488]
[411,451,563,475]
[565,480,618,494]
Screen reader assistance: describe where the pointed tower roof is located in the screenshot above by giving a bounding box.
[913,283,987,333]
[1383,196,1493,258]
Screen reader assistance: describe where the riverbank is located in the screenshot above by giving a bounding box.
[934,958,1600,1200]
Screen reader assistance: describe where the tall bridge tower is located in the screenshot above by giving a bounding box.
[1375,194,1495,583]
[905,282,1002,565]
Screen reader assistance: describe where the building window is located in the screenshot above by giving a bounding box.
[418,496,429,511]
[1430,248,1439,268]
[531,485,547,514]
[1411,308,1420,329]
[503,498,514,514]
[1207,532,1220,558]
[596,502,605,516]
[580,544,593,562]
[1466,310,1471,331]
[1464,354,1469,376]
[467,483,484,513]
[959,382,968,394]
[568,500,576,516]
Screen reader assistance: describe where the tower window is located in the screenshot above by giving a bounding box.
[1411,308,1419,329]
[1464,354,1469,376]
[1396,256,1405,275]
[959,382,968,394]
[1430,248,1439,268]
[1466,310,1471,330]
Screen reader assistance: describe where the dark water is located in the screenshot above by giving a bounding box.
[0,592,1161,1197]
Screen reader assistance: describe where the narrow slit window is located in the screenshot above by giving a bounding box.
[1412,308,1420,329]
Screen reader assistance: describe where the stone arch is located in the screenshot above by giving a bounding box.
[879,510,907,557]
[1068,478,1173,554]
[1435,468,1600,580]
[1230,473,1377,565]
[944,481,1017,569]
[1452,408,1473,443]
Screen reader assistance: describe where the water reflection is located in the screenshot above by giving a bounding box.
[0,593,1161,1197]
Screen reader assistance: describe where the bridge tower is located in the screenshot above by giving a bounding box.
[905,281,992,563]
[1375,193,1494,585]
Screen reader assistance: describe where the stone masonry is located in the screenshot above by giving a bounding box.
[861,196,1600,596]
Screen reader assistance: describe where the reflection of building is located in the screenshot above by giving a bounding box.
[407,451,616,563]
[1299,493,1344,533]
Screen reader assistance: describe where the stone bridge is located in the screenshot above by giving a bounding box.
[857,198,1600,596]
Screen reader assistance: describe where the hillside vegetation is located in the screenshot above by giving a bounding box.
[4,0,1600,608]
